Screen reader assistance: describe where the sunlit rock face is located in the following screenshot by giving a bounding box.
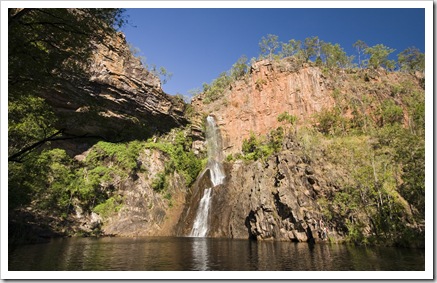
[192,58,334,157]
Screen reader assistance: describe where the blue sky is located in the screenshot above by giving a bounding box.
[120,8,425,98]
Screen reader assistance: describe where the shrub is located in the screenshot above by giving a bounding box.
[152,171,168,192]
[93,195,123,218]
[255,78,267,91]
[314,108,346,135]
[378,99,404,126]
[203,72,232,104]
[240,129,285,161]
[277,112,297,125]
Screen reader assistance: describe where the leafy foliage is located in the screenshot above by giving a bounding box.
[230,55,249,80]
[146,129,204,190]
[321,42,354,69]
[353,40,368,68]
[8,95,58,159]
[93,196,123,218]
[253,34,421,71]
[302,36,321,62]
[85,140,144,173]
[314,108,346,136]
[259,34,280,60]
[277,112,297,125]
[398,47,425,73]
[364,44,396,70]
[280,39,302,59]
[9,137,144,222]
[240,128,285,161]
[377,100,404,126]
[202,72,232,103]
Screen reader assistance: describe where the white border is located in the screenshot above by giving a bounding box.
[1,0,433,280]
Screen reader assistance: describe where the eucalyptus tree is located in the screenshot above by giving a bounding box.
[302,36,321,62]
[230,55,249,80]
[397,47,425,73]
[321,42,353,69]
[280,39,302,59]
[259,34,279,61]
[353,40,368,68]
[364,44,396,70]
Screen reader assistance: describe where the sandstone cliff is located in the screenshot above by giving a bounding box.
[192,58,423,157]
[75,56,423,247]
[191,58,333,156]
[41,32,187,154]
[177,57,424,246]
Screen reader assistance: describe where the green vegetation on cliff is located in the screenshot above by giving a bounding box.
[271,71,424,246]
[145,129,205,191]
[9,126,204,239]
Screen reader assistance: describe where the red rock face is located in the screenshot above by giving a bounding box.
[193,59,335,156]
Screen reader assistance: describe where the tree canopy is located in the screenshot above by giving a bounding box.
[255,34,424,73]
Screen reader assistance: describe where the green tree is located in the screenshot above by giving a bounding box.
[8,95,58,161]
[280,39,302,59]
[321,42,353,69]
[378,100,404,126]
[277,111,298,134]
[9,8,124,96]
[149,65,173,85]
[259,34,279,61]
[202,72,232,103]
[302,36,321,62]
[364,44,396,70]
[397,47,425,73]
[230,55,248,80]
[353,40,368,68]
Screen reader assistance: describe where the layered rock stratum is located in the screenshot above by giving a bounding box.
[40,32,187,154]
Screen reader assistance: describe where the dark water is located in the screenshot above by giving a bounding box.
[8,237,424,271]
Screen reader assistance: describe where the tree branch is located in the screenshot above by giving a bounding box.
[8,129,65,162]
[8,129,124,163]
[8,8,35,28]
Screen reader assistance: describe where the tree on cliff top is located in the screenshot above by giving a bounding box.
[364,44,396,70]
[259,34,279,61]
[398,47,425,73]
[8,8,125,162]
[353,40,368,68]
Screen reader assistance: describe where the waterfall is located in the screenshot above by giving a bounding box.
[190,116,225,237]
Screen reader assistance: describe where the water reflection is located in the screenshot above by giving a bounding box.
[191,237,209,270]
[9,237,424,271]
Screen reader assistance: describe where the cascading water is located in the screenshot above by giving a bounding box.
[190,116,225,237]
